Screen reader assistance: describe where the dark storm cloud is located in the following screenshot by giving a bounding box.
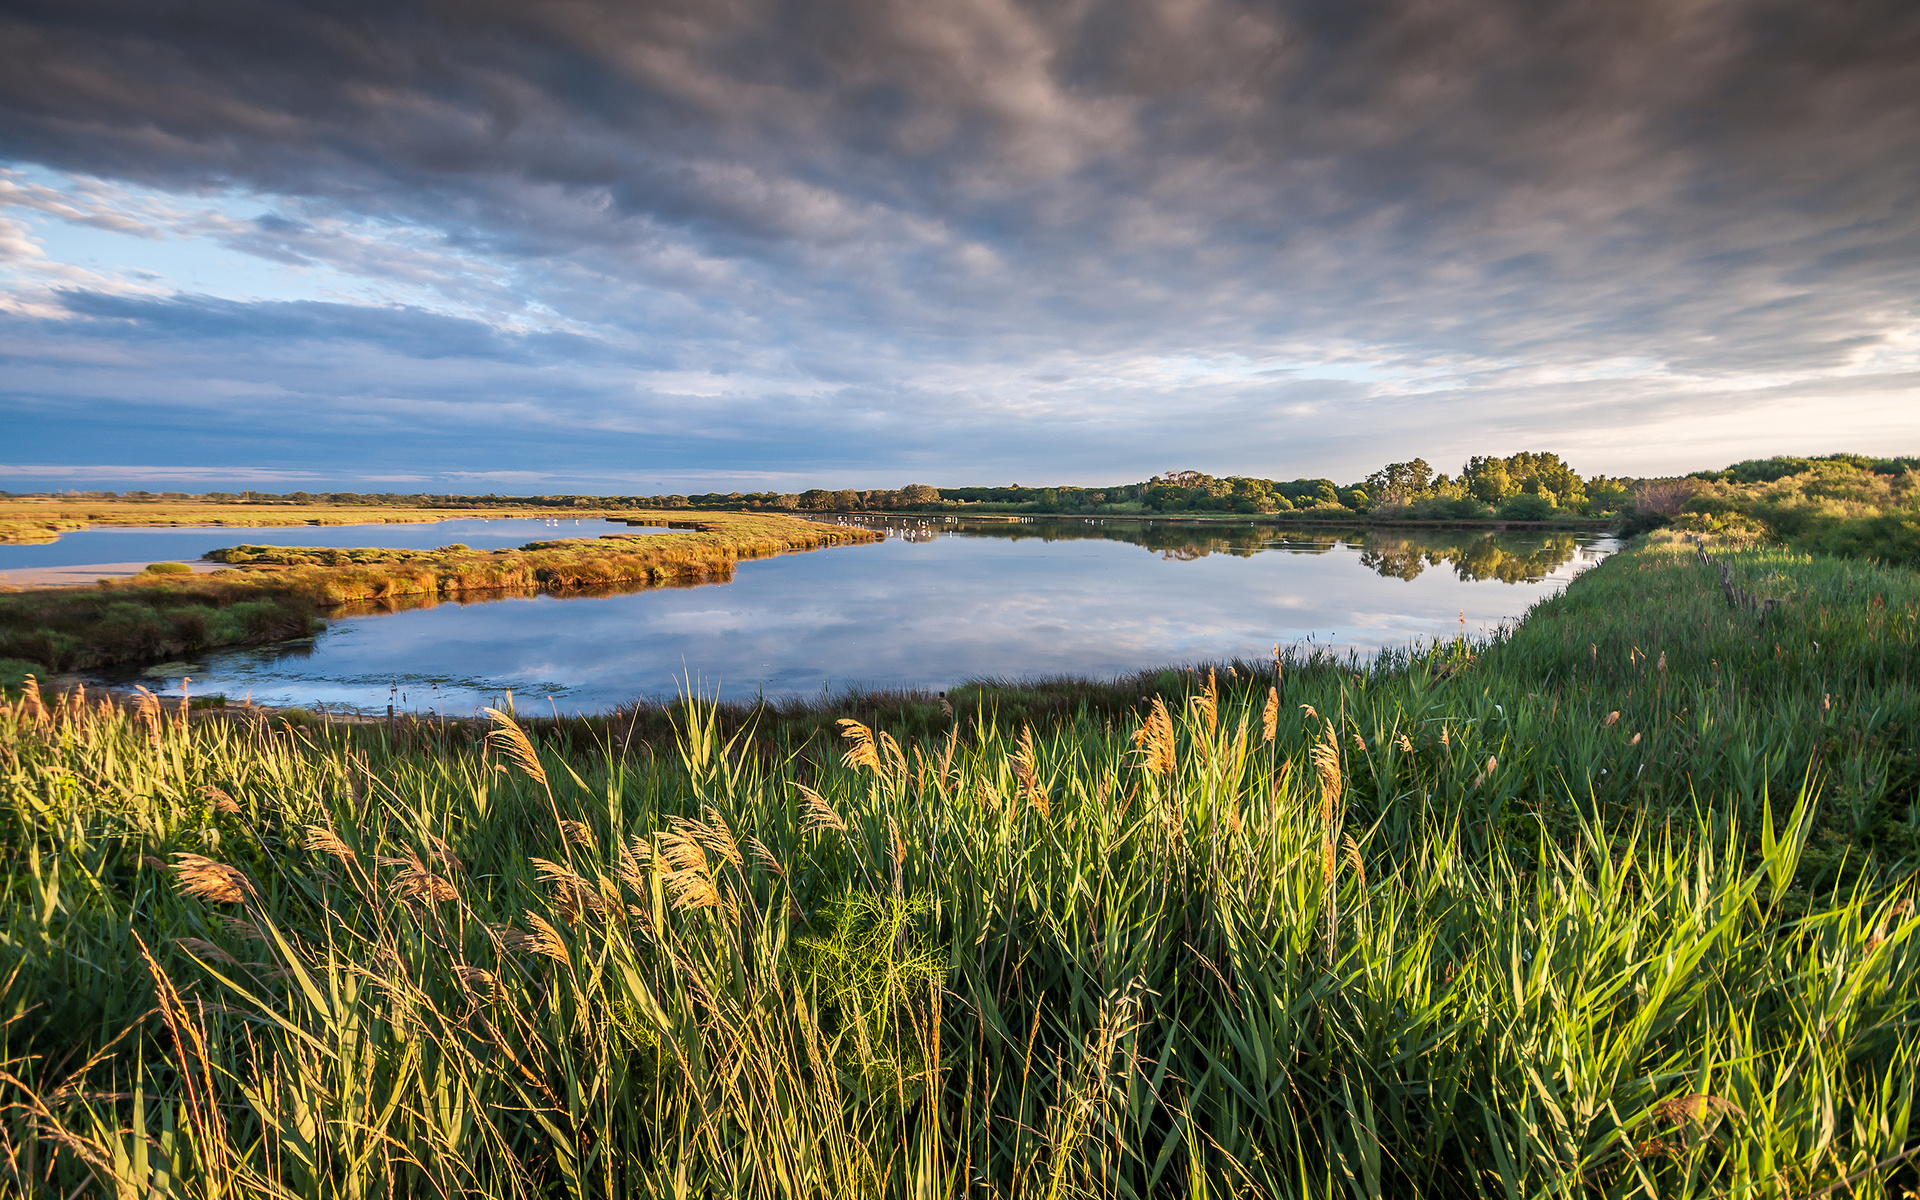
[1,0,1917,487]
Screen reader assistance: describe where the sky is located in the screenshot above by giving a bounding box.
[1,0,1916,494]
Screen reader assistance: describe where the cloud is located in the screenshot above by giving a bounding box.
[0,0,1917,489]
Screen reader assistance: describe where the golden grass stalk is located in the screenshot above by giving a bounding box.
[1191,670,1218,738]
[483,707,548,789]
[1132,698,1177,778]
[306,825,356,864]
[379,853,459,904]
[1343,834,1366,892]
[132,685,162,750]
[531,857,605,921]
[797,784,848,834]
[1470,756,1498,789]
[559,819,595,847]
[656,825,721,912]
[1011,726,1048,815]
[501,914,570,961]
[20,674,46,727]
[838,718,882,773]
[200,784,241,815]
[1262,686,1278,744]
[170,853,255,904]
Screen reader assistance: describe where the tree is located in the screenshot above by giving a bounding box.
[1363,459,1434,508]
[898,484,940,506]
[1462,456,1514,504]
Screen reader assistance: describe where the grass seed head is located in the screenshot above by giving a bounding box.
[838,718,882,773]
[483,708,548,788]
[1262,687,1279,743]
[170,854,255,904]
[306,825,356,865]
[797,784,848,835]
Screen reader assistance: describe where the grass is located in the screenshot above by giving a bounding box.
[0,513,880,675]
[1,529,1918,1196]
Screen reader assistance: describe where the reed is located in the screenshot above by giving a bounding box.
[1,529,1918,1197]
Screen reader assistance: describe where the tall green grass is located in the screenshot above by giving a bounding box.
[3,531,1918,1197]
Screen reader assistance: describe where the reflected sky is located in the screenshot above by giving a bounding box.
[114,522,1614,715]
[0,517,652,568]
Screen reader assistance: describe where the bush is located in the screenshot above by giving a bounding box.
[1496,493,1557,521]
[1411,496,1492,521]
[142,562,193,574]
[0,657,47,690]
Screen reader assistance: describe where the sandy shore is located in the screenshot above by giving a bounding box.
[0,559,228,590]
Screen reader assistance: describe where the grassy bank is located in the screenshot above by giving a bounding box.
[3,531,1918,1197]
[0,514,880,674]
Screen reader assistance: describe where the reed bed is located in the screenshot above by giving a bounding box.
[1,531,1918,1198]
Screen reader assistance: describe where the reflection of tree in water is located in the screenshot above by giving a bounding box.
[882,518,1322,560]
[830,516,1585,581]
[1357,532,1581,583]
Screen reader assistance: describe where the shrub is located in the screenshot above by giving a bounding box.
[1411,496,1492,521]
[1496,493,1557,521]
[0,657,46,689]
[141,561,194,574]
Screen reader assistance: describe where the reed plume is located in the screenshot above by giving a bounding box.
[797,783,847,835]
[306,825,357,865]
[838,718,882,773]
[170,854,255,904]
[133,685,162,750]
[656,822,721,912]
[1132,698,1177,778]
[1262,686,1278,743]
[381,853,458,904]
[1011,726,1047,814]
[532,857,604,920]
[20,674,46,727]
[483,708,548,789]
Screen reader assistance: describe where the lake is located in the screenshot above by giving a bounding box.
[79,516,1615,715]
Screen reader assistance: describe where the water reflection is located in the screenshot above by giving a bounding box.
[832,515,1584,581]
[114,518,1614,715]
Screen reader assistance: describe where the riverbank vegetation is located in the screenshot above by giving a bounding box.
[1623,452,1920,570]
[4,529,1918,1196]
[0,514,879,674]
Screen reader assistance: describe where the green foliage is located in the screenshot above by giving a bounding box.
[140,561,193,574]
[799,892,946,1084]
[1495,491,1558,521]
[0,658,44,690]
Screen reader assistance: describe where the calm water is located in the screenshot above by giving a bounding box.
[105,519,1614,715]
[0,517,654,568]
